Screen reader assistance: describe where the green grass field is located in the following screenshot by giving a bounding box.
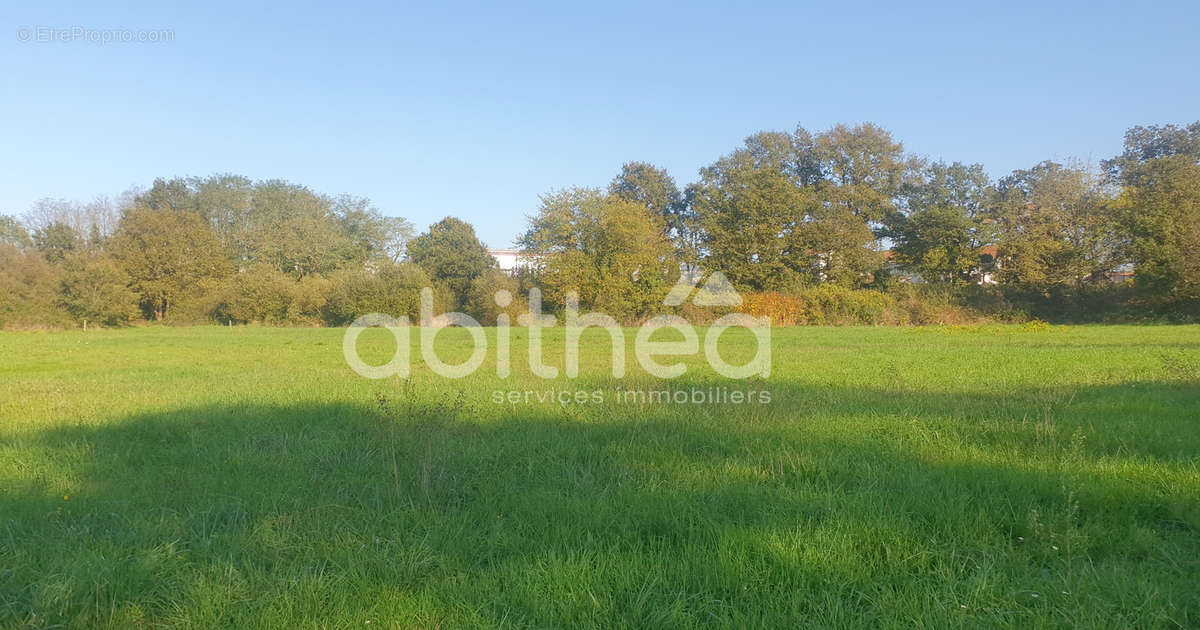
[1,324,1198,628]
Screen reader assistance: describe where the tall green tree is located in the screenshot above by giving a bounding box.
[143,175,405,276]
[689,130,817,290]
[987,161,1117,289]
[33,221,79,263]
[691,162,809,290]
[690,123,916,288]
[244,180,358,277]
[1114,155,1200,299]
[1104,122,1200,300]
[138,178,198,214]
[520,188,675,318]
[407,217,496,309]
[111,207,229,320]
[1103,122,1200,183]
[903,161,992,218]
[809,123,917,283]
[331,194,414,264]
[58,253,140,326]
[890,206,979,283]
[191,173,254,260]
[814,123,915,225]
[890,162,992,283]
[608,162,693,261]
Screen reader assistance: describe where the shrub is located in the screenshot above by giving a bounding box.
[741,292,802,326]
[791,285,897,325]
[741,287,897,326]
[288,275,330,325]
[1020,319,1054,332]
[193,268,331,326]
[323,263,451,325]
[167,277,230,325]
[215,265,297,324]
[465,270,527,325]
[887,284,1017,325]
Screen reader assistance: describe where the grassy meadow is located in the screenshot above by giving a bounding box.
[1,324,1198,628]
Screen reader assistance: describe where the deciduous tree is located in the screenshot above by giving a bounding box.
[33,222,79,263]
[890,162,992,283]
[1115,155,1200,299]
[58,254,139,326]
[988,161,1117,289]
[609,162,694,261]
[407,217,495,309]
[111,207,229,320]
[691,163,809,290]
[520,188,675,319]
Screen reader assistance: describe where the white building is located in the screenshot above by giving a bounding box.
[487,248,536,274]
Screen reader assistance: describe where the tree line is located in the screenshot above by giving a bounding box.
[1,121,1197,329]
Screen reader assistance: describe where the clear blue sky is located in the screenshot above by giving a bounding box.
[4,0,1198,247]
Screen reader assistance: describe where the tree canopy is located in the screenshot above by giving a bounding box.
[111,207,230,320]
[406,217,496,309]
[3,119,1199,329]
[520,188,675,319]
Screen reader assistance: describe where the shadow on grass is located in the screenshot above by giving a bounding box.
[1,380,1198,627]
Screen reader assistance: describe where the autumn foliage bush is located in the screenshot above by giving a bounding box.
[741,286,896,325]
[735,284,1023,326]
[741,292,803,326]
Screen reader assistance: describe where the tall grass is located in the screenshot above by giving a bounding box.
[1,325,1197,627]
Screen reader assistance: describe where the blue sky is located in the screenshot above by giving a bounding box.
[4,0,1198,247]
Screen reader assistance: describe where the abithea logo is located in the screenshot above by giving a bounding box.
[343,270,770,380]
